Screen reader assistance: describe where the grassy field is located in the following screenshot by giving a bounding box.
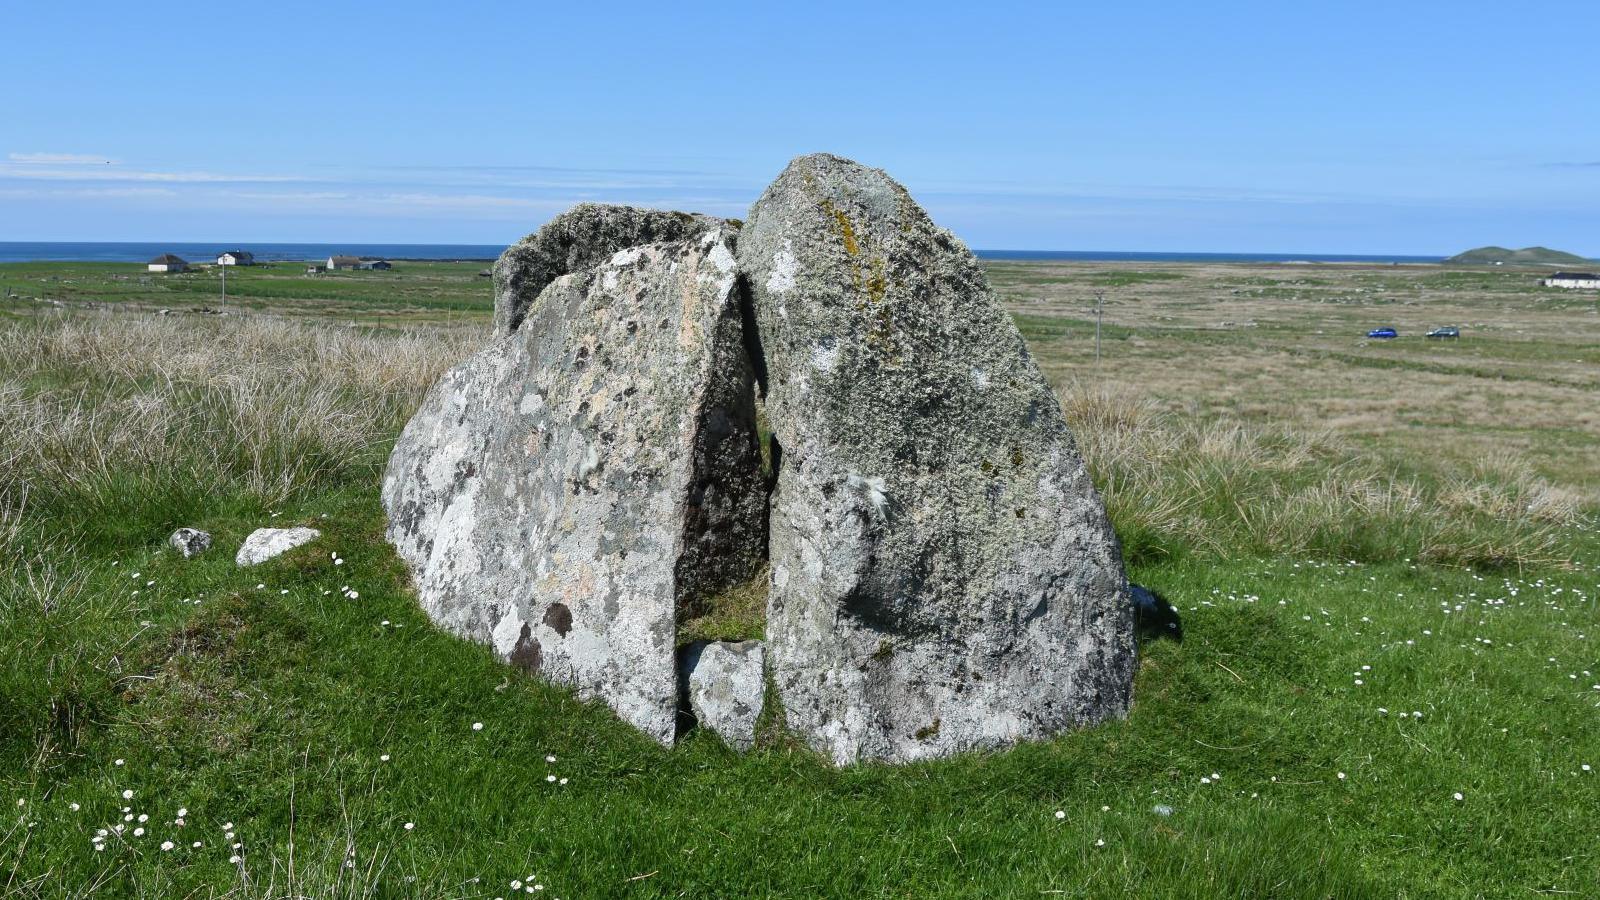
[2,258,1598,897]
[0,260,494,325]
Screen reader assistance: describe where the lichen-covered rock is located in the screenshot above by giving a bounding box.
[169,527,212,558]
[680,640,765,751]
[384,227,765,745]
[737,153,1135,765]
[236,527,321,566]
[492,204,726,335]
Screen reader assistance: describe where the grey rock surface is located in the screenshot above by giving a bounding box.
[384,227,765,745]
[680,640,765,751]
[737,153,1135,764]
[492,204,725,335]
[169,527,212,558]
[236,527,321,566]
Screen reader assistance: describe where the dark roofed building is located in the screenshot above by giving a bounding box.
[148,253,189,273]
[328,255,362,270]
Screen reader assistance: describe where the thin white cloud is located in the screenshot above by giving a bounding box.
[8,152,118,165]
[0,163,309,184]
[0,186,178,199]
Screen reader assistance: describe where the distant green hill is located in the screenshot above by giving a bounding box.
[1445,246,1595,266]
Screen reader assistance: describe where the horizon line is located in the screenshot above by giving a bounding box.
[0,239,1470,260]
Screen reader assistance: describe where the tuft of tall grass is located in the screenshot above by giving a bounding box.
[0,313,479,550]
[1059,381,1585,568]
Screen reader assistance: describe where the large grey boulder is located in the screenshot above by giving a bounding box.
[236,527,320,566]
[680,640,766,751]
[492,204,725,335]
[384,227,766,745]
[737,153,1135,764]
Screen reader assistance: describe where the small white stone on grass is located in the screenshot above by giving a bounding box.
[236,527,322,567]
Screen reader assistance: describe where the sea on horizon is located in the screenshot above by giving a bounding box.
[0,241,1445,266]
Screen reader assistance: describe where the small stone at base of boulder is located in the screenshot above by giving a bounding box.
[169,528,212,558]
[680,640,766,752]
[236,527,322,567]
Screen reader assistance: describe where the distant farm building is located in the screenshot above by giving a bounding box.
[1542,272,1600,289]
[326,256,391,271]
[304,264,326,276]
[148,253,189,273]
[216,250,255,266]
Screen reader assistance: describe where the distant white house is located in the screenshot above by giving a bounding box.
[1542,272,1600,289]
[327,255,391,271]
[148,253,189,273]
[216,250,255,266]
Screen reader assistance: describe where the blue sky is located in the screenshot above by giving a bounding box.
[3,0,1597,254]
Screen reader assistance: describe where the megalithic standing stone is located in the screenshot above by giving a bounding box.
[736,154,1135,764]
[383,227,766,744]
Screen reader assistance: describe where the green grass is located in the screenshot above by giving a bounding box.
[2,262,1599,896]
[5,497,1596,896]
[0,260,493,324]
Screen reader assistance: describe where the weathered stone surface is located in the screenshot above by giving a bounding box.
[492,204,726,335]
[384,227,766,745]
[737,153,1135,764]
[680,640,766,751]
[236,527,321,566]
[169,527,212,558]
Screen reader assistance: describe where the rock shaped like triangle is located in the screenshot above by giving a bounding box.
[383,227,766,744]
[737,154,1135,764]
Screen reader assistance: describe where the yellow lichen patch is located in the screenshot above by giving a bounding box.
[865,258,887,306]
[819,200,860,256]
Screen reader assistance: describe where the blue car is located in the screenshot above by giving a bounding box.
[1367,327,1397,339]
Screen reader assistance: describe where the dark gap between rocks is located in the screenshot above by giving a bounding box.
[672,274,776,731]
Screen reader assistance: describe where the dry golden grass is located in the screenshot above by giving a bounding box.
[993,261,1600,500]
[0,313,480,519]
[1,270,1590,570]
[1059,380,1583,566]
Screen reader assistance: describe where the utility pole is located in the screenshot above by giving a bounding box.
[1094,290,1104,363]
[220,258,227,312]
